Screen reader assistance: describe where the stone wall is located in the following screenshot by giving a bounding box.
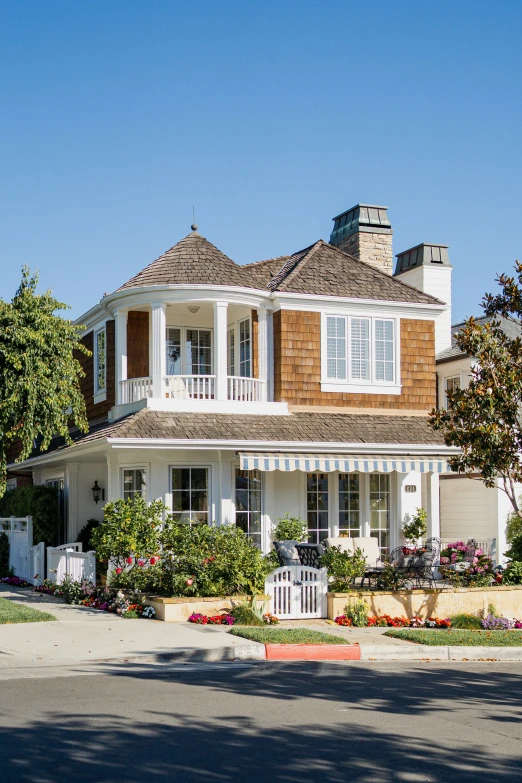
[335,231,393,275]
[328,586,522,620]
[273,310,436,409]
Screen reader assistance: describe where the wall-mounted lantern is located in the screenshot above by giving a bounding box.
[91,480,105,504]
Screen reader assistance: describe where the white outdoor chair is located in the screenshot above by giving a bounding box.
[324,537,356,554]
[168,376,189,399]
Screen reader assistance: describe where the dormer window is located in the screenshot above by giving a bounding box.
[321,313,400,394]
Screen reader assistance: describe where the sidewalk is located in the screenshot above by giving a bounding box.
[1,585,521,667]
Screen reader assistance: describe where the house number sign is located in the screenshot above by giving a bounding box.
[405,485,417,493]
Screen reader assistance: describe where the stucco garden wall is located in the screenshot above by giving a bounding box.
[328,586,522,620]
[144,594,271,622]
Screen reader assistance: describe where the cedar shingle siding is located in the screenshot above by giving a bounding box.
[127,311,149,379]
[273,310,436,410]
[78,320,115,422]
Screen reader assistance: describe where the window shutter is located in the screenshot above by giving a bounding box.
[350,318,370,380]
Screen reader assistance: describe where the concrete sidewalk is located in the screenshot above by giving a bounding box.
[2,585,522,666]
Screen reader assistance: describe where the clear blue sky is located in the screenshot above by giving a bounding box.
[1,1,521,322]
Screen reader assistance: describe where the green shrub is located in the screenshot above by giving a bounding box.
[401,507,427,545]
[273,514,308,543]
[506,509,522,543]
[0,532,9,577]
[320,545,366,591]
[91,496,164,569]
[344,597,369,627]
[0,485,61,546]
[505,533,522,562]
[449,613,483,630]
[77,519,99,551]
[375,561,407,590]
[502,560,522,585]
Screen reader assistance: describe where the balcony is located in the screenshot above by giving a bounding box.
[120,375,265,404]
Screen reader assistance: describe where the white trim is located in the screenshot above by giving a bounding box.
[102,285,272,315]
[274,291,446,319]
[93,391,107,404]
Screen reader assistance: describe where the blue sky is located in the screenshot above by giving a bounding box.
[1,1,521,322]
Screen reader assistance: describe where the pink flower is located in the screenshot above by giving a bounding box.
[116,567,122,574]
[476,548,484,556]
[186,578,194,586]
[138,560,145,567]
[440,557,449,564]
[126,557,133,564]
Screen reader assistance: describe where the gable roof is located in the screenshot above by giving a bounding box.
[114,232,441,305]
[264,241,442,304]
[437,314,522,363]
[116,232,261,291]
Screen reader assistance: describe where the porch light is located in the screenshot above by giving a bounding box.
[187,305,200,314]
[91,480,105,504]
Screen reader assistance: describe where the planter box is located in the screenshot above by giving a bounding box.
[143,594,272,622]
[328,585,522,621]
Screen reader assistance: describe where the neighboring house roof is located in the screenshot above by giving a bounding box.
[114,232,442,305]
[436,314,522,364]
[23,409,445,460]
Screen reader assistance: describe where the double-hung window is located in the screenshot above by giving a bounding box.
[171,467,209,525]
[122,468,147,500]
[235,468,262,548]
[94,326,106,394]
[323,314,399,393]
[165,327,212,376]
[445,375,460,406]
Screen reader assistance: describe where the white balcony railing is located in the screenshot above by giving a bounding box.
[120,377,153,404]
[120,374,264,403]
[165,374,216,400]
[228,376,264,402]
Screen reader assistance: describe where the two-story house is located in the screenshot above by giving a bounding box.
[8,204,459,554]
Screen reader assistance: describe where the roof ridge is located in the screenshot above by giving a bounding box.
[242,255,290,269]
[268,241,323,291]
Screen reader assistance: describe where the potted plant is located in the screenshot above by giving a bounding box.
[401,507,428,550]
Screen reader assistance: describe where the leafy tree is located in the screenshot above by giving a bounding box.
[430,261,522,519]
[273,514,308,542]
[91,496,164,569]
[0,268,89,495]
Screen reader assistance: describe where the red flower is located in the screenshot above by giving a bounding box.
[126,557,133,564]
[150,557,157,565]
[186,578,194,586]
[116,567,122,574]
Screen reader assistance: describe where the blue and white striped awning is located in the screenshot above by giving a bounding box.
[238,453,449,473]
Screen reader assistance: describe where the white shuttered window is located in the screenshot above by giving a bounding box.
[325,315,396,386]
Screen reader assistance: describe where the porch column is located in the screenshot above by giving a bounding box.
[150,302,166,399]
[65,463,79,541]
[214,301,228,400]
[397,471,422,547]
[257,306,268,402]
[426,471,440,540]
[114,309,128,406]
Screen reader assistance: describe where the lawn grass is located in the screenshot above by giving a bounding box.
[385,629,522,646]
[228,627,349,644]
[0,596,56,624]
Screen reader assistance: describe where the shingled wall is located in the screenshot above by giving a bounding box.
[273,310,436,410]
[127,311,149,379]
[77,320,115,422]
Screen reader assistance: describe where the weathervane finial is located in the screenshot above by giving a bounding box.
[191,205,198,232]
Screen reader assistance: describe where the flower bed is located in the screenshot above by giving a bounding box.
[334,614,451,628]
[33,577,156,619]
[188,612,235,626]
[1,575,31,588]
[439,541,495,586]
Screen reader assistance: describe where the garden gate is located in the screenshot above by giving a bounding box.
[1,516,45,585]
[264,565,328,619]
[46,543,96,584]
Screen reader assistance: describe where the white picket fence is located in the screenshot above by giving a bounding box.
[0,516,45,585]
[46,543,96,584]
[265,565,328,619]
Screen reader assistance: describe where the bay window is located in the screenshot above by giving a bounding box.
[322,314,399,393]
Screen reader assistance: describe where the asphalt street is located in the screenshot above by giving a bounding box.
[0,660,520,783]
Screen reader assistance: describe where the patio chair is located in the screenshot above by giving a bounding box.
[425,537,442,563]
[273,540,301,567]
[295,543,325,569]
[323,537,356,554]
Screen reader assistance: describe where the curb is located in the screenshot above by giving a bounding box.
[360,645,522,661]
[265,643,361,661]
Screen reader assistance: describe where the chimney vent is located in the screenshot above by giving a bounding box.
[330,204,393,274]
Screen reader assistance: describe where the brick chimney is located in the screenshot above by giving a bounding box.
[329,204,393,275]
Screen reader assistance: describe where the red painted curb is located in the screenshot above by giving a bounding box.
[265,643,361,661]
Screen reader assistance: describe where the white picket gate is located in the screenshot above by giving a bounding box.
[46,543,96,584]
[0,516,45,585]
[265,565,328,619]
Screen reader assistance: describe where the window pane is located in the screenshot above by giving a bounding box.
[239,319,251,377]
[375,319,394,383]
[235,469,262,547]
[369,474,390,554]
[166,328,182,376]
[227,328,235,376]
[96,329,106,392]
[326,317,346,380]
[171,467,209,524]
[338,473,360,536]
[350,319,370,380]
[123,468,146,500]
[306,472,328,544]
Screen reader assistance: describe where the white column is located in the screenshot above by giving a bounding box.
[397,471,422,545]
[426,471,440,540]
[151,302,167,399]
[65,463,79,541]
[257,306,268,402]
[114,310,128,405]
[214,301,228,400]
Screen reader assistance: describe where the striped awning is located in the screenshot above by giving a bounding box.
[238,453,449,473]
